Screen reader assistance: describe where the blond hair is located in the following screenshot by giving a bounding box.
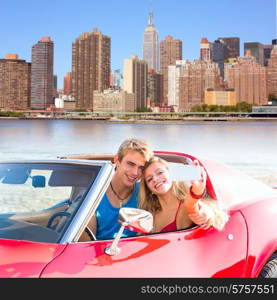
[117,138,153,162]
[138,156,229,231]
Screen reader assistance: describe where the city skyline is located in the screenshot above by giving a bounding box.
[0,0,275,89]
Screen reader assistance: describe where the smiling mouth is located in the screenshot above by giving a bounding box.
[126,175,137,183]
[155,181,165,189]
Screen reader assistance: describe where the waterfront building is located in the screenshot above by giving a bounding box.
[93,88,135,112]
[263,44,274,67]
[223,58,238,81]
[168,60,186,108]
[200,37,212,61]
[267,45,277,97]
[72,28,111,110]
[160,35,182,104]
[111,69,123,89]
[0,54,31,110]
[30,37,54,109]
[218,37,240,59]
[63,72,72,95]
[244,42,265,66]
[211,39,227,78]
[168,59,222,111]
[204,89,236,106]
[143,12,159,72]
[53,75,58,98]
[53,94,76,110]
[147,69,163,106]
[123,55,148,110]
[225,50,267,105]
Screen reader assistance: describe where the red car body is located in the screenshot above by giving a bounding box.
[0,151,276,278]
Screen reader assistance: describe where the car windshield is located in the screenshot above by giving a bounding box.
[0,162,101,243]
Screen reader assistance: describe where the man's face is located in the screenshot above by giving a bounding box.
[114,150,147,187]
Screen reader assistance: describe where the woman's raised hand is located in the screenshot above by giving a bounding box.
[190,160,207,197]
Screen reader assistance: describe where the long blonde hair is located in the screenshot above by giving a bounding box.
[139,156,229,231]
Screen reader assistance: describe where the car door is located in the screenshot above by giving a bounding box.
[40,210,248,278]
[0,239,66,278]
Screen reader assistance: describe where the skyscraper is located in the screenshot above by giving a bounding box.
[211,39,227,77]
[30,37,54,110]
[263,44,274,67]
[244,42,264,66]
[0,54,31,110]
[218,37,240,59]
[123,55,148,110]
[160,35,182,104]
[225,50,267,105]
[63,72,72,95]
[143,12,159,72]
[147,69,163,106]
[170,60,222,111]
[267,45,277,97]
[200,38,212,61]
[72,28,111,110]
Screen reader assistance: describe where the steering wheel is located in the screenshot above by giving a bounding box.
[47,211,71,229]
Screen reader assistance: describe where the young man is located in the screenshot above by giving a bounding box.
[80,138,153,241]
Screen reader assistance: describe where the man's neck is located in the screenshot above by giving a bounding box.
[111,175,134,194]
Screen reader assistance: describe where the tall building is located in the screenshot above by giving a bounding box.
[267,45,277,97]
[244,42,264,66]
[218,37,240,59]
[53,75,58,98]
[0,54,31,110]
[263,44,274,66]
[30,37,54,109]
[168,60,186,108]
[225,50,267,105]
[112,69,123,88]
[143,12,159,72]
[160,35,182,104]
[211,39,227,77]
[123,55,148,109]
[147,69,163,106]
[72,28,111,110]
[200,37,212,61]
[168,59,222,111]
[63,72,72,95]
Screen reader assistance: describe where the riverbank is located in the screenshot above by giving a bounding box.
[1,116,277,123]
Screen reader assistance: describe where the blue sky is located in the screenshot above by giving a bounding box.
[0,0,275,89]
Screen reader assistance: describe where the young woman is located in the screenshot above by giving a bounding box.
[139,156,229,233]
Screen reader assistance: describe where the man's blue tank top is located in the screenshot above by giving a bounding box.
[96,182,139,240]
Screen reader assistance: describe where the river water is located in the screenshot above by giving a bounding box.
[0,119,277,186]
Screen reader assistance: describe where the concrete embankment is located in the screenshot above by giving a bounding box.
[1,116,277,123]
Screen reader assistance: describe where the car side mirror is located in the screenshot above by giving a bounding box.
[119,207,153,233]
[105,208,153,256]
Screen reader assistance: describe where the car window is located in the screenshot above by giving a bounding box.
[0,162,101,243]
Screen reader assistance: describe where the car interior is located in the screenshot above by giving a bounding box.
[0,163,100,243]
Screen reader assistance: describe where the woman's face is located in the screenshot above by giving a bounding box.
[144,162,172,195]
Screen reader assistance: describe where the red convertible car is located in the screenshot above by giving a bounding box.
[0,151,276,278]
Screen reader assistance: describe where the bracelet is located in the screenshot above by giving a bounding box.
[189,186,206,199]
